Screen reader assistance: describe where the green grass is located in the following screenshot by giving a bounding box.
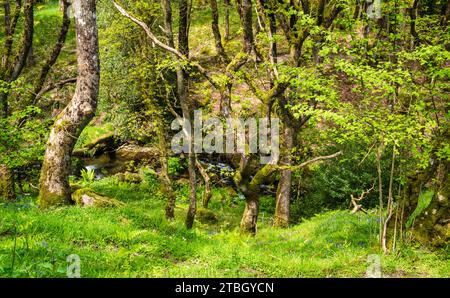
[0,176,448,278]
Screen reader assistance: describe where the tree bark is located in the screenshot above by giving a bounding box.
[1,0,33,117]
[178,0,197,229]
[0,164,15,201]
[210,0,226,60]
[376,144,384,243]
[159,122,176,220]
[196,159,212,208]
[224,0,230,41]
[274,113,294,228]
[161,0,175,48]
[382,148,396,253]
[409,0,420,47]
[10,0,34,82]
[38,0,99,208]
[236,0,254,54]
[240,193,259,234]
[397,161,449,247]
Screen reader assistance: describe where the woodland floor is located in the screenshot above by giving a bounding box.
[0,176,448,278]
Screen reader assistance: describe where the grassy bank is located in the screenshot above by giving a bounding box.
[0,177,448,278]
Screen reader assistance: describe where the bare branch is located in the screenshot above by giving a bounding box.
[112,0,218,88]
[35,77,77,101]
[350,182,375,214]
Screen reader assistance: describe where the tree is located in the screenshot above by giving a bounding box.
[0,0,34,200]
[0,0,34,117]
[38,0,100,208]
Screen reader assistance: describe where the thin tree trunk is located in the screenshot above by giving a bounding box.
[1,0,33,117]
[159,123,176,220]
[376,144,384,244]
[224,0,230,41]
[10,0,34,82]
[236,0,253,54]
[210,0,226,59]
[0,164,15,201]
[409,0,420,47]
[38,0,100,208]
[161,0,175,47]
[178,0,197,229]
[30,0,71,105]
[196,159,212,208]
[240,193,259,234]
[382,147,396,253]
[274,110,293,228]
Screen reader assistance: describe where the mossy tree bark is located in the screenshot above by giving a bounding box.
[274,113,293,228]
[38,0,100,208]
[236,156,277,234]
[397,161,449,247]
[224,0,230,41]
[0,0,34,117]
[177,0,198,229]
[196,159,212,208]
[160,0,177,220]
[157,119,176,220]
[210,0,226,59]
[0,164,15,201]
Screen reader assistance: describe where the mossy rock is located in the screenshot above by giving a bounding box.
[197,208,218,224]
[70,184,84,193]
[116,144,159,161]
[72,188,124,207]
[115,171,142,184]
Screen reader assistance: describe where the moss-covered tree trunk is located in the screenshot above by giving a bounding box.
[177,0,197,229]
[210,0,226,59]
[38,0,99,208]
[274,111,293,228]
[0,0,34,117]
[240,192,260,234]
[157,120,176,220]
[399,161,449,247]
[238,163,277,234]
[0,164,15,201]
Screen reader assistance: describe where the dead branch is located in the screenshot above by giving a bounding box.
[112,0,218,88]
[350,182,375,214]
[35,77,77,101]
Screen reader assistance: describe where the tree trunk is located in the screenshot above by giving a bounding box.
[0,164,15,201]
[178,0,197,229]
[236,0,253,54]
[409,0,420,47]
[240,193,259,234]
[398,161,449,247]
[38,0,100,208]
[210,0,226,59]
[160,0,177,220]
[224,0,230,41]
[376,144,384,243]
[161,0,175,47]
[382,148,396,253]
[29,0,71,105]
[1,0,34,117]
[197,159,212,208]
[274,116,293,228]
[158,120,176,220]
